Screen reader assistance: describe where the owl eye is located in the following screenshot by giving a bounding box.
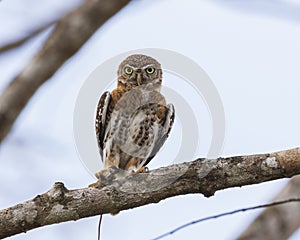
[124,67,133,75]
[146,67,155,74]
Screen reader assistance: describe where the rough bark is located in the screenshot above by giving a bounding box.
[0,147,299,239]
[0,0,131,143]
[237,175,300,240]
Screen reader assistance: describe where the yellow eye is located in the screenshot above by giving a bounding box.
[146,67,155,74]
[124,67,133,75]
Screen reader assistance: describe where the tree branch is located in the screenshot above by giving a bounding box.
[237,175,300,240]
[0,147,299,239]
[0,0,131,143]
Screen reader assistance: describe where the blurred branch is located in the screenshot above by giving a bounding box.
[0,21,55,53]
[153,198,300,240]
[0,0,131,143]
[237,175,300,240]
[0,147,299,239]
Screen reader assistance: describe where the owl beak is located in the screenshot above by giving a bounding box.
[136,73,142,86]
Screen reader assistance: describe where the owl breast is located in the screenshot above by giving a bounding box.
[103,88,167,171]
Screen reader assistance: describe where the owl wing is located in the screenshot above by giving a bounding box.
[143,103,175,167]
[95,91,111,160]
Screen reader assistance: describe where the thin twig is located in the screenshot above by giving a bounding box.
[151,198,300,240]
[98,214,103,240]
[0,21,56,54]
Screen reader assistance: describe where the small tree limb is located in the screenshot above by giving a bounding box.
[0,21,56,54]
[0,0,131,143]
[0,147,299,239]
[237,175,300,240]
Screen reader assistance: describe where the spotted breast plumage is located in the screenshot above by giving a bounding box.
[95,54,175,180]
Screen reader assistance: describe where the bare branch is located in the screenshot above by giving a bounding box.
[237,175,300,240]
[0,147,299,239]
[0,0,131,143]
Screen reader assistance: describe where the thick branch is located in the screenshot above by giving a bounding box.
[237,175,300,240]
[0,0,131,143]
[0,147,299,239]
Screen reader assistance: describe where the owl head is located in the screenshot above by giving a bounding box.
[117,54,162,91]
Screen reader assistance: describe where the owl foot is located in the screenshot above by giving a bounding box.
[135,166,149,173]
[88,166,131,188]
[88,180,103,188]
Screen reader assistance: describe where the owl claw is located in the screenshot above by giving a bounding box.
[135,166,149,173]
[89,166,133,188]
[89,166,149,188]
[88,180,103,188]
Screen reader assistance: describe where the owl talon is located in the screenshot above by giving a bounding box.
[95,170,105,179]
[135,166,149,173]
[88,180,103,188]
[89,166,134,188]
[88,169,107,188]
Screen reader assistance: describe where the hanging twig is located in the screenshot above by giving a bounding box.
[98,214,103,240]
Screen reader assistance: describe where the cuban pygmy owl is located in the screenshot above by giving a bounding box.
[94,54,175,182]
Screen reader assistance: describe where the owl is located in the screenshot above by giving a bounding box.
[94,54,175,182]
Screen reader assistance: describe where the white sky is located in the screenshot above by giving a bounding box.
[0,0,300,239]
